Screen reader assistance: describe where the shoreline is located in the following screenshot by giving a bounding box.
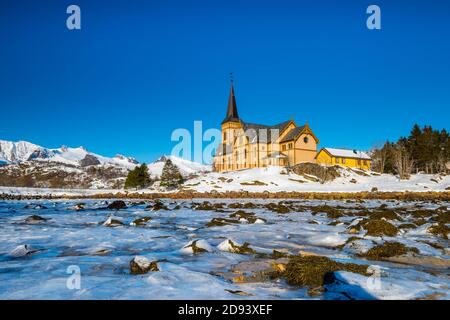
[1,190,450,201]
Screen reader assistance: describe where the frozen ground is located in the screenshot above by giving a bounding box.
[0,199,448,300]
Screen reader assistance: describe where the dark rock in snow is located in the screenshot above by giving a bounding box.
[130,256,159,274]
[27,148,54,161]
[107,200,127,210]
[24,215,49,224]
[9,244,40,257]
[79,154,101,167]
[102,217,124,227]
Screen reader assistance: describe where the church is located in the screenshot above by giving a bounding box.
[213,82,320,172]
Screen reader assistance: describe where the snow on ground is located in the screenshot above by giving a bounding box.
[0,199,448,299]
[184,166,450,193]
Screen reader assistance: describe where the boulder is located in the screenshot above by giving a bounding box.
[24,215,48,224]
[107,200,127,210]
[9,244,39,257]
[130,256,159,274]
[102,217,124,227]
[181,239,213,254]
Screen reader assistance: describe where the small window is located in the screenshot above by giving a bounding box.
[336,157,340,163]
[303,136,309,144]
[342,158,346,164]
[224,132,227,141]
[288,143,293,149]
[363,160,367,166]
[282,145,286,151]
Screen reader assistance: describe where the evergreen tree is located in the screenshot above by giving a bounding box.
[373,124,450,175]
[124,164,151,189]
[160,159,184,189]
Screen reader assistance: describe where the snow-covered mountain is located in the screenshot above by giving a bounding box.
[0,140,212,189]
[147,155,212,178]
[0,140,41,163]
[0,140,138,169]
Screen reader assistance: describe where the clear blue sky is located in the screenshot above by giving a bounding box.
[1,0,449,163]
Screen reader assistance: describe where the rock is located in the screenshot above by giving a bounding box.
[131,216,152,226]
[24,204,48,210]
[79,154,101,167]
[181,239,213,254]
[225,289,254,296]
[348,228,359,234]
[24,215,48,224]
[93,249,111,256]
[350,178,357,184]
[102,217,124,227]
[291,163,340,183]
[107,200,127,210]
[129,256,159,274]
[9,244,39,257]
[217,239,256,254]
[371,187,379,192]
[68,203,85,211]
[445,186,450,191]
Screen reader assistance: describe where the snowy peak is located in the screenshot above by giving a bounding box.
[0,140,138,169]
[0,140,42,163]
[147,155,211,178]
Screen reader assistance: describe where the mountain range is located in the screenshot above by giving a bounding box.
[0,140,211,189]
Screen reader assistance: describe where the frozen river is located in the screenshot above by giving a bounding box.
[0,199,448,299]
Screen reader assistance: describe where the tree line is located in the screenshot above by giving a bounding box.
[371,124,450,179]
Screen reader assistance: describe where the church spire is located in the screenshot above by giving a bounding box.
[222,76,239,124]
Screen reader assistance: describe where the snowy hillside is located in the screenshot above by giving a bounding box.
[181,166,450,193]
[147,155,211,178]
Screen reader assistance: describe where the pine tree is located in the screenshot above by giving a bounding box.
[160,158,184,189]
[124,164,151,189]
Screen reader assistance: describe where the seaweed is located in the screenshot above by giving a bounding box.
[370,210,402,221]
[362,241,419,260]
[283,255,368,287]
[311,205,343,219]
[264,203,291,214]
[353,219,399,237]
[205,217,239,227]
[428,223,449,239]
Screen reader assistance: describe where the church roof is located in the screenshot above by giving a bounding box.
[222,83,239,124]
[242,120,292,144]
[279,125,306,143]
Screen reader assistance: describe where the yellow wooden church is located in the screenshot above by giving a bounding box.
[213,82,371,172]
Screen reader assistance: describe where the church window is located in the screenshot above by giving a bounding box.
[303,136,309,144]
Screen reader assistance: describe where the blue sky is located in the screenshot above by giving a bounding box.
[1,0,449,163]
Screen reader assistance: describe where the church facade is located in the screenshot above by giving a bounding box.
[213,82,320,172]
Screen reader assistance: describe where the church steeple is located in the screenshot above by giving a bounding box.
[222,79,239,124]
